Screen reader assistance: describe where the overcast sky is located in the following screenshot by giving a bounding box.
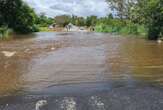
[24,0,110,17]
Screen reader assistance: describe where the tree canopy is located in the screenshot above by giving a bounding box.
[0,0,37,33]
[106,0,163,40]
[133,0,163,40]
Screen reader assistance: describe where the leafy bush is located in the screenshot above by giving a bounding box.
[95,19,146,36]
[35,14,54,27]
[132,0,163,40]
[0,26,12,40]
[0,0,37,34]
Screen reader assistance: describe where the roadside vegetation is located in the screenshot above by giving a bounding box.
[0,0,162,40]
[35,13,54,31]
[0,0,53,39]
[105,0,163,40]
[0,0,38,39]
[95,17,147,37]
[0,26,12,40]
[53,15,147,37]
[50,0,163,40]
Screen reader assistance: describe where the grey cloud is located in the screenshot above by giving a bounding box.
[24,0,110,17]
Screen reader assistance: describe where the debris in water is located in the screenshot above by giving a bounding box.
[35,100,48,110]
[24,48,30,53]
[157,39,162,43]
[2,51,16,57]
[51,47,56,50]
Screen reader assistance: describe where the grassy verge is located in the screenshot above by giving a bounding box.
[95,20,147,38]
[38,27,52,32]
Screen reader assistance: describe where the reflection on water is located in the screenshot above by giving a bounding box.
[0,32,163,96]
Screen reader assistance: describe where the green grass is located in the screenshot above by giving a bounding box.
[0,26,13,40]
[38,27,52,32]
[95,23,147,38]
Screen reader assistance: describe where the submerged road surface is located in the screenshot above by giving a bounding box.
[0,32,163,110]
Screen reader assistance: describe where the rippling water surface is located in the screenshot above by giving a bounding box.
[0,32,163,110]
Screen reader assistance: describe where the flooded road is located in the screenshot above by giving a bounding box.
[0,32,163,110]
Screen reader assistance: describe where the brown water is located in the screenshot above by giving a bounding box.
[0,32,163,96]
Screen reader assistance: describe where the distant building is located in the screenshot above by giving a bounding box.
[54,15,70,27]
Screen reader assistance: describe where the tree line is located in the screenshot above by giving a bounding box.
[0,0,162,40]
[54,15,98,27]
[0,0,53,34]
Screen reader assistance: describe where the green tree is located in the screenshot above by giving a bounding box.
[133,0,163,40]
[35,13,54,27]
[106,0,136,19]
[0,0,37,33]
[75,17,85,26]
[85,16,97,27]
[107,13,114,19]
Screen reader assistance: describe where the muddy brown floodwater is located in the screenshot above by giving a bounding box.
[0,32,163,110]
